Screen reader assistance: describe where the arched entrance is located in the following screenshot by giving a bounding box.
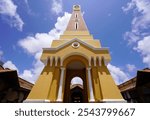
[63,56,88,103]
[70,77,83,103]
[70,85,83,103]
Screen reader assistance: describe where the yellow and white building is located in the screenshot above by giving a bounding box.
[25,5,124,103]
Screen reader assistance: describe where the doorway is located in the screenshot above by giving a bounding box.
[63,61,88,103]
[70,77,83,103]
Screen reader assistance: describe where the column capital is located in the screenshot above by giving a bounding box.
[86,67,91,71]
[60,67,66,70]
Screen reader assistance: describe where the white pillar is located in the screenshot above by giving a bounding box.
[94,58,96,66]
[89,58,91,66]
[87,67,95,102]
[55,57,58,66]
[50,57,53,66]
[56,67,65,102]
[98,57,101,66]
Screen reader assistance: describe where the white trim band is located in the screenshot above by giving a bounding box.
[101,99,127,103]
[87,67,95,102]
[56,68,65,102]
[23,99,50,103]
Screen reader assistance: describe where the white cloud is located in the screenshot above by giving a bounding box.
[20,70,33,81]
[18,12,71,55]
[107,64,129,85]
[0,0,24,31]
[18,12,71,83]
[123,0,150,43]
[51,0,63,15]
[18,33,54,54]
[124,31,140,44]
[3,60,19,72]
[123,0,150,67]
[1,11,71,83]
[23,0,35,16]
[135,36,150,67]
[19,57,44,83]
[126,64,136,72]
[122,1,135,12]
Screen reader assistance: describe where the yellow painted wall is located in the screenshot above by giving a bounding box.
[63,31,90,35]
[91,67,102,101]
[60,35,93,40]
[47,67,60,101]
[51,40,101,48]
[27,41,123,102]
[26,5,124,103]
[27,65,54,100]
[97,66,123,99]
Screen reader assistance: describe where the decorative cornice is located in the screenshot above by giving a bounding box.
[43,38,109,52]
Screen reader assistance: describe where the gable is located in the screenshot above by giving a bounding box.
[41,38,111,66]
[44,38,106,52]
[41,39,111,63]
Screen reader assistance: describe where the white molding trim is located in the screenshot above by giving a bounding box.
[102,99,127,103]
[43,38,109,52]
[60,58,63,66]
[23,99,50,103]
[94,57,96,66]
[61,52,89,66]
[56,67,65,102]
[55,57,58,66]
[50,56,54,66]
[87,67,95,102]
[98,57,101,66]
[88,57,91,66]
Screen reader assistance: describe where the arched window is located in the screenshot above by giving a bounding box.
[71,77,83,86]
[75,22,78,30]
[70,77,83,102]
[75,13,78,18]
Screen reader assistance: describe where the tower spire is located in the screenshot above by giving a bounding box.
[66,5,88,31]
[60,5,92,40]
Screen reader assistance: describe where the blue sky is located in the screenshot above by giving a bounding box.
[0,0,150,84]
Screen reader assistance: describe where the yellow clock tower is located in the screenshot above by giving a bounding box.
[25,5,124,103]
